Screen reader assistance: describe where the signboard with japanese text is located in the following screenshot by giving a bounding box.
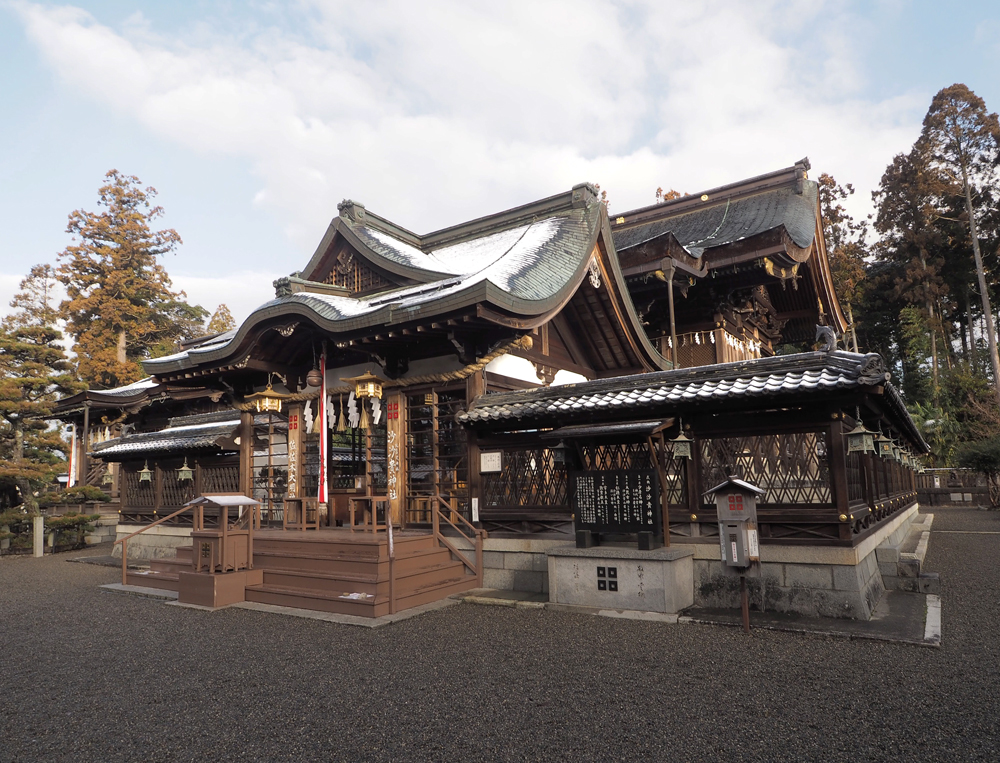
[571,469,661,535]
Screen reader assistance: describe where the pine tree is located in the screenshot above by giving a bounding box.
[0,268,82,510]
[56,170,208,389]
[915,84,1000,406]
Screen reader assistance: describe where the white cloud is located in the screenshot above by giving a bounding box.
[171,270,283,326]
[14,0,927,244]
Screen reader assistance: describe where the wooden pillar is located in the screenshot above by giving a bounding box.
[686,424,701,535]
[827,417,852,541]
[386,390,404,526]
[287,404,303,500]
[466,372,484,526]
[239,411,254,497]
[81,402,90,486]
[154,463,162,516]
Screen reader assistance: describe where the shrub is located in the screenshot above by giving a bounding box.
[42,486,110,506]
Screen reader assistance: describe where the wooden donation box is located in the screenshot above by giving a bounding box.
[571,469,661,550]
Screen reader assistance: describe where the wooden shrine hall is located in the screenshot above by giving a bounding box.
[52,160,927,620]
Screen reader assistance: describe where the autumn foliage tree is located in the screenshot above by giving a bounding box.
[818,174,868,352]
[206,304,236,334]
[57,171,208,389]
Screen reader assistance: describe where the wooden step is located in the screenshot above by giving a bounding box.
[253,532,437,560]
[253,546,453,576]
[244,584,390,617]
[126,569,180,592]
[258,558,469,598]
[392,574,480,611]
[150,558,192,574]
[175,546,193,563]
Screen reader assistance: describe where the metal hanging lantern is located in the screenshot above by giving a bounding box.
[551,439,569,466]
[670,426,693,460]
[846,419,876,454]
[891,443,902,463]
[246,374,291,413]
[176,457,194,482]
[876,431,894,458]
[138,461,153,483]
[343,370,385,400]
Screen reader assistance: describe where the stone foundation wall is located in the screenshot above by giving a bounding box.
[688,504,920,620]
[454,537,572,594]
[84,516,118,546]
[112,525,194,560]
[692,550,885,619]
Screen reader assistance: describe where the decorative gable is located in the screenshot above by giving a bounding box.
[325,248,395,294]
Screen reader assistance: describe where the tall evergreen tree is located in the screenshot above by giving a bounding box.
[56,170,208,389]
[915,84,1000,405]
[0,268,82,509]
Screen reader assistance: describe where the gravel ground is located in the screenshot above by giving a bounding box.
[1,508,998,762]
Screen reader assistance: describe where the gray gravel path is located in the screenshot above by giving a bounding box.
[1,509,997,762]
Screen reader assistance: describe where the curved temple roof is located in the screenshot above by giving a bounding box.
[459,350,929,452]
[143,184,668,377]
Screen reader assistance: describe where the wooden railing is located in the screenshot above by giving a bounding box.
[431,494,485,587]
[114,500,259,586]
[114,504,196,586]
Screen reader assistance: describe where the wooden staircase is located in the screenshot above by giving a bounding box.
[127,529,480,617]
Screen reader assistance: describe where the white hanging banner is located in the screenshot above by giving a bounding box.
[67,425,76,488]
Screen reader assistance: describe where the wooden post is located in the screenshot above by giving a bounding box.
[386,390,404,528]
[154,463,162,517]
[648,435,670,547]
[239,411,254,497]
[81,402,90,487]
[466,372,484,527]
[287,404,303,529]
[686,424,701,536]
[827,418,852,541]
[740,574,750,634]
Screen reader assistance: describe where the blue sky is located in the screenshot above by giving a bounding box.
[2,0,999,324]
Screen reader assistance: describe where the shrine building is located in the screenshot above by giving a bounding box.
[53,160,928,620]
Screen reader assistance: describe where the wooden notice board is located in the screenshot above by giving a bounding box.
[571,469,661,535]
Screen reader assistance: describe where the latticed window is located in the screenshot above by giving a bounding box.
[325,250,393,294]
[405,388,469,523]
[699,432,832,505]
[327,423,387,491]
[846,452,866,504]
[482,448,568,509]
[123,463,155,509]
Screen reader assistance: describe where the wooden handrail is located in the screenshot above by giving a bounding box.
[113,505,197,586]
[114,501,259,586]
[430,493,485,585]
